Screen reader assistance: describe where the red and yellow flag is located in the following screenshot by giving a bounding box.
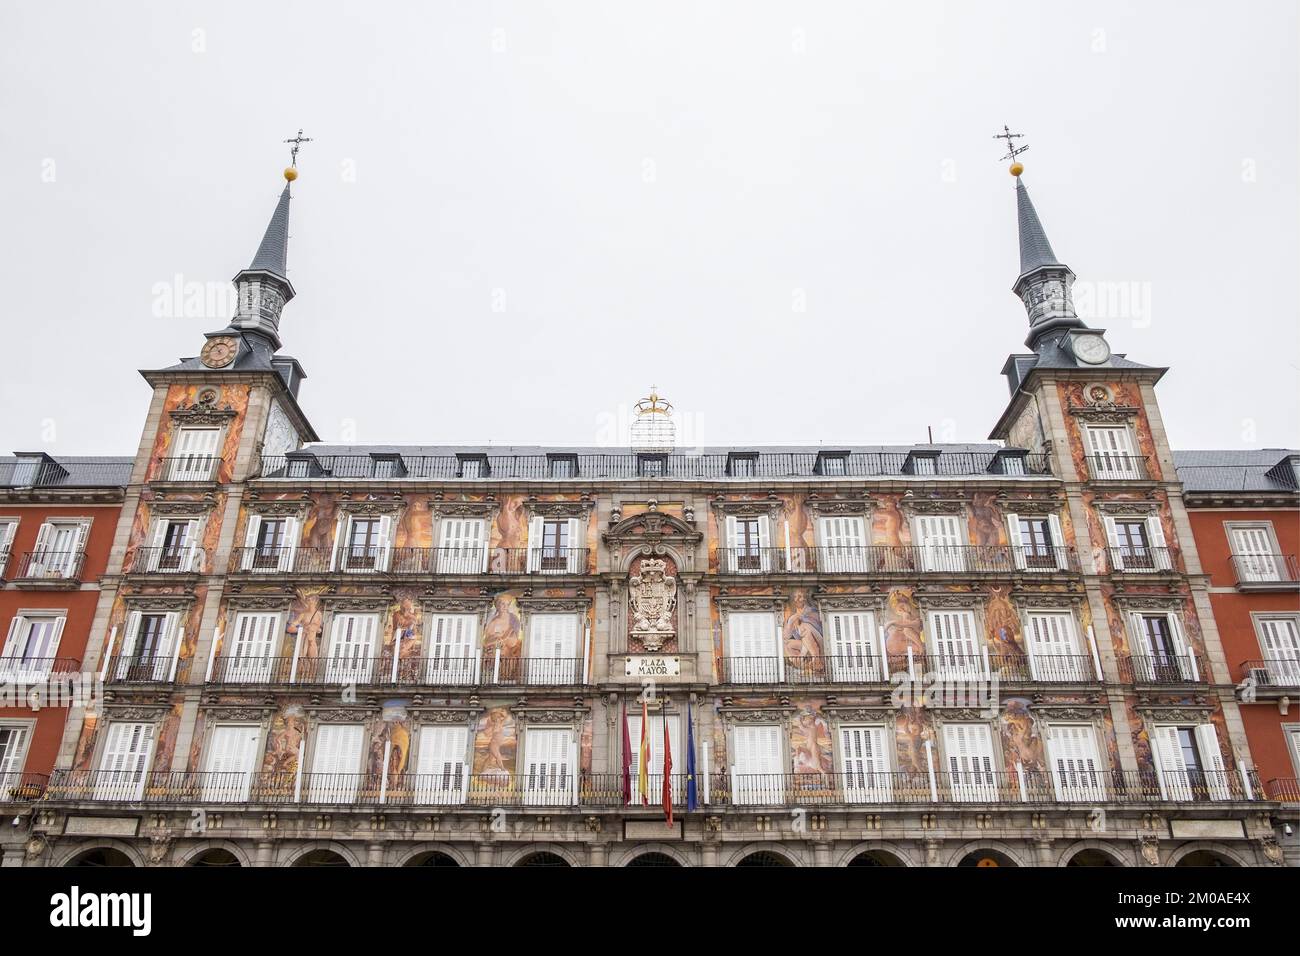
[662,711,674,826]
[638,699,650,805]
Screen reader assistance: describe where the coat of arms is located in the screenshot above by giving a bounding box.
[628,558,677,652]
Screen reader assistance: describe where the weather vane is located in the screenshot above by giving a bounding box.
[993,125,1028,176]
[282,129,313,182]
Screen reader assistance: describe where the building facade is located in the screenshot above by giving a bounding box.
[1,454,129,867]
[14,167,1288,868]
[1175,449,1300,864]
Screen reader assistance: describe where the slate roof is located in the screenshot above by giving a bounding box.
[245,184,291,279]
[0,455,133,488]
[1174,449,1300,494]
[1016,177,1064,276]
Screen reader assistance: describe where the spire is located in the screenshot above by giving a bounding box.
[1008,170,1083,349]
[229,174,299,350]
[1015,177,1063,276]
[246,184,291,279]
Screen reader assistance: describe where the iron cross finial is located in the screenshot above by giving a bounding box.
[992,125,1029,163]
[284,129,313,167]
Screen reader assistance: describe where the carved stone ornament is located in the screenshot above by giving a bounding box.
[420,597,489,614]
[722,707,795,722]
[996,497,1064,516]
[817,594,886,613]
[899,495,968,516]
[823,706,893,720]
[148,500,212,517]
[247,500,309,518]
[1069,404,1140,424]
[103,706,169,720]
[338,499,402,516]
[805,497,875,516]
[203,706,273,721]
[1138,835,1160,866]
[710,498,783,520]
[122,596,193,612]
[307,706,377,721]
[526,499,594,519]
[430,500,497,519]
[1030,706,1105,719]
[411,709,478,725]
[1016,591,1083,609]
[915,591,982,610]
[1095,500,1159,517]
[1260,835,1284,865]
[1136,706,1213,721]
[169,395,237,426]
[717,596,785,612]
[628,558,677,652]
[322,597,391,612]
[1113,595,1187,612]
[225,594,293,610]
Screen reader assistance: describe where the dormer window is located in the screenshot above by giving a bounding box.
[547,454,578,479]
[9,453,62,488]
[283,452,321,478]
[457,455,489,479]
[815,451,849,476]
[637,454,668,477]
[991,449,1028,476]
[369,453,406,479]
[727,452,759,477]
[904,451,941,476]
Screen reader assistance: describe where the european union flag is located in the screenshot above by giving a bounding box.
[685,706,698,811]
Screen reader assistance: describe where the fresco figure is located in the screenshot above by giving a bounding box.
[782,590,824,674]
[482,592,522,661]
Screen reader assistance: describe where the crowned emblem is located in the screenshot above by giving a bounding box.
[628,558,677,652]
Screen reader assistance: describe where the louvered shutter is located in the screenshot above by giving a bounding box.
[375,515,394,572]
[183,518,203,572]
[1146,515,1171,570]
[928,610,982,678]
[1166,613,1194,681]
[732,725,782,806]
[280,516,300,572]
[1195,724,1231,800]
[943,723,996,802]
[438,518,486,574]
[565,517,583,573]
[728,612,778,683]
[840,725,891,803]
[171,427,221,480]
[1103,516,1125,571]
[0,726,30,792]
[917,515,965,572]
[309,724,364,803]
[229,612,278,682]
[1047,513,1066,570]
[1026,611,1084,681]
[527,614,578,684]
[1230,526,1278,582]
[0,521,16,569]
[825,610,877,681]
[1,616,21,661]
[819,516,866,572]
[150,611,181,681]
[723,515,738,572]
[426,613,478,684]
[146,519,168,572]
[29,523,53,576]
[1086,426,1137,479]
[415,725,469,805]
[1005,513,1026,570]
[115,611,142,680]
[1151,726,1192,801]
[1259,618,1300,685]
[523,727,573,806]
[526,516,543,572]
[96,722,155,801]
[1047,724,1104,801]
[203,724,260,801]
[328,513,345,571]
[241,514,262,571]
[326,613,378,683]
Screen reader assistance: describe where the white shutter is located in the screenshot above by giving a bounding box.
[928,610,983,678]
[840,725,891,803]
[0,520,17,568]
[1195,724,1231,800]
[114,610,142,680]
[0,726,31,791]
[1,616,20,661]
[625,713,683,805]
[723,515,737,573]
[170,427,221,480]
[1151,726,1192,801]
[818,516,866,572]
[1231,526,1279,582]
[241,514,262,571]
[1086,426,1137,479]
[526,614,578,684]
[727,612,779,683]
[375,515,394,572]
[1259,618,1300,685]
[825,610,878,681]
[732,725,783,805]
[1025,611,1084,681]
[526,516,543,572]
[565,517,583,573]
[1103,516,1124,571]
[95,721,156,801]
[1005,513,1026,570]
[523,727,573,806]
[228,612,278,682]
[280,516,300,572]
[438,518,486,574]
[309,724,364,802]
[148,611,180,681]
[325,613,378,683]
[203,724,260,801]
[1166,613,1194,681]
[29,522,53,576]
[183,518,203,572]
[917,515,966,572]
[426,613,478,684]
[1047,513,1066,570]
[942,723,997,802]
[328,514,345,571]
[415,725,469,804]
[756,515,773,572]
[1146,515,1171,570]
[1046,724,1104,801]
[146,519,168,572]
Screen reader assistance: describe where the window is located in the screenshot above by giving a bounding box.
[241,514,300,572]
[727,453,758,477]
[203,724,260,801]
[0,518,17,572]
[915,514,967,572]
[0,613,66,679]
[1228,523,1284,582]
[527,517,582,573]
[928,609,985,679]
[1024,610,1090,681]
[1085,425,1140,479]
[116,610,179,681]
[942,723,998,801]
[997,453,1027,476]
[1256,616,1300,685]
[1006,512,1065,571]
[95,721,156,801]
[1128,611,1195,682]
[144,516,203,572]
[547,454,577,479]
[334,515,392,573]
[526,614,580,684]
[415,725,469,804]
[1104,514,1170,572]
[726,612,780,683]
[637,454,667,477]
[816,452,848,476]
[224,611,280,682]
[369,454,404,479]
[908,453,938,476]
[168,427,222,481]
[723,514,770,573]
[28,520,89,578]
[839,725,891,802]
[308,724,365,803]
[522,727,575,806]
[324,613,379,684]
[625,712,683,805]
[437,517,487,574]
[457,455,488,479]
[818,515,867,572]
[1046,724,1105,801]
[825,610,880,681]
[0,724,33,792]
[425,613,478,684]
[1152,724,1230,801]
[731,724,783,805]
[1286,726,1300,778]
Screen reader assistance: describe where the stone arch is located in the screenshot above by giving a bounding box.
[944,840,1030,868]
[1167,842,1251,867]
[55,840,145,868]
[178,841,252,867]
[836,841,914,867]
[394,843,474,868]
[610,842,693,867]
[722,843,804,867]
[1057,840,1133,867]
[499,843,583,868]
[280,841,362,868]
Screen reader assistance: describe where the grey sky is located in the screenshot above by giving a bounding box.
[1,1,1296,455]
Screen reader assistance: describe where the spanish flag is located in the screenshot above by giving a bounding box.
[638,699,650,805]
[662,710,674,826]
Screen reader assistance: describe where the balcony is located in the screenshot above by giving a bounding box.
[10,550,84,587]
[1119,653,1206,685]
[128,546,205,575]
[719,653,1099,685]
[2,772,49,804]
[44,767,1260,809]
[1085,455,1152,481]
[1238,658,1300,694]
[206,652,586,688]
[717,545,1079,576]
[1230,553,1300,590]
[1266,778,1300,803]
[228,546,591,576]
[153,456,221,484]
[1108,546,1176,574]
[0,657,83,684]
[104,654,192,685]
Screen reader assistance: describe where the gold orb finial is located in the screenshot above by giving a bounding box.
[284,166,299,182]
[1009,161,1024,177]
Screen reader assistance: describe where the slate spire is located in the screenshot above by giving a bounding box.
[1009,171,1082,349]
[230,177,298,350]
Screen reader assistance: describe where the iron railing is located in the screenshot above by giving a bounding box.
[718,653,1099,685]
[1231,553,1300,587]
[205,653,585,687]
[1,772,49,803]
[1085,455,1153,481]
[128,546,205,574]
[227,546,591,576]
[1109,546,1176,573]
[718,545,1078,575]
[1265,777,1300,803]
[1238,658,1300,688]
[152,456,221,482]
[103,654,192,684]
[259,451,1053,482]
[11,550,85,581]
[0,657,83,682]
[1119,653,1206,684]
[45,767,1260,808]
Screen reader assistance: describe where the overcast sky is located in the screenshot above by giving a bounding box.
[1,1,1296,456]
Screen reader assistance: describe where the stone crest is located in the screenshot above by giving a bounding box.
[628,558,677,652]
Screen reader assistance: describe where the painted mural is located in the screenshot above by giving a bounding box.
[782,589,825,677]
[472,707,516,783]
[147,383,252,485]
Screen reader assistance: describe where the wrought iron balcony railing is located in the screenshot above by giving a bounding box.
[718,545,1079,575]
[259,451,1053,481]
[11,550,85,582]
[228,546,591,576]
[103,654,192,685]
[0,657,83,683]
[1,772,49,803]
[1266,777,1300,803]
[154,456,221,483]
[128,546,205,574]
[1085,455,1152,481]
[1231,553,1300,588]
[205,652,586,687]
[45,767,1260,809]
[1238,658,1300,689]
[1119,653,1206,685]
[1108,546,1176,573]
[719,653,1100,685]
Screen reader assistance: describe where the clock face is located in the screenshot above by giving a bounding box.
[1072,334,1111,365]
[201,336,239,369]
